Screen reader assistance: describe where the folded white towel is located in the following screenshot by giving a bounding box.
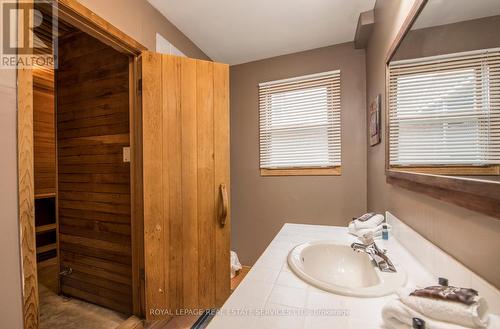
[382,299,495,329]
[349,213,385,230]
[230,250,242,279]
[400,294,489,328]
[348,223,391,238]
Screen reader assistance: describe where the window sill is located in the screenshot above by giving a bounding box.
[260,167,341,176]
[389,165,500,176]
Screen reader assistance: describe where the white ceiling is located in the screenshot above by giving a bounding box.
[147,0,375,65]
[413,0,500,30]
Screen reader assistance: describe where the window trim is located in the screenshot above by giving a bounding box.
[258,70,342,176]
[260,167,341,177]
[390,165,499,176]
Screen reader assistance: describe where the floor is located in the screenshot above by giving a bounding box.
[38,259,250,329]
[231,266,251,291]
[38,259,128,329]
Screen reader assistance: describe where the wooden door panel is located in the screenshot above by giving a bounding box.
[181,58,199,309]
[142,52,230,320]
[141,51,167,318]
[196,60,216,309]
[163,55,183,312]
[213,62,231,306]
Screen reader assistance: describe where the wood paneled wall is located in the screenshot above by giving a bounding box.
[142,53,230,320]
[33,67,56,196]
[57,31,132,314]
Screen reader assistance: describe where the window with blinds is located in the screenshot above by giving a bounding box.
[259,70,341,171]
[389,48,500,167]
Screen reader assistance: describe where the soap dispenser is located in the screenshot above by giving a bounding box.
[382,224,389,240]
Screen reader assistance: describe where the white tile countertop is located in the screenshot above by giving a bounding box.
[207,213,500,329]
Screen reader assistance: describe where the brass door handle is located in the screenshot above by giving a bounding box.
[219,184,228,226]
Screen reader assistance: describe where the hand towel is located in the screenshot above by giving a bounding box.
[382,299,494,329]
[350,213,385,230]
[230,250,242,279]
[348,222,391,238]
[400,294,490,328]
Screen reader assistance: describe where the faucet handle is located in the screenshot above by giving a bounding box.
[361,231,375,245]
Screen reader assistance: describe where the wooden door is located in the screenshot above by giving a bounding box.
[141,52,230,321]
[56,31,133,314]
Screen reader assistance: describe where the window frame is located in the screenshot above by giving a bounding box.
[383,0,500,221]
[387,49,500,176]
[258,71,342,176]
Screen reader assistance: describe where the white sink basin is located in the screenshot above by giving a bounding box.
[287,241,407,297]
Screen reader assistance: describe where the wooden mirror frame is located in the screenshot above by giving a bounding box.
[384,0,500,219]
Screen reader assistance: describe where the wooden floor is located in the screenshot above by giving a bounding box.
[37,258,59,293]
[144,316,200,329]
[118,267,251,329]
[38,259,128,329]
[231,266,251,291]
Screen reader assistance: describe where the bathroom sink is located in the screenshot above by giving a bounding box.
[287,241,407,297]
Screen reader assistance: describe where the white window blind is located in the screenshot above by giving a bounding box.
[259,70,341,169]
[389,48,500,166]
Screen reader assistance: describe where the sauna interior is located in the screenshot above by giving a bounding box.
[33,6,134,328]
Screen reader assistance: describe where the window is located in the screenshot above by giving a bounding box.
[259,71,341,176]
[388,48,500,174]
[155,33,186,57]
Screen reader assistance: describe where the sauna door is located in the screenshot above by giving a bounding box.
[141,52,231,320]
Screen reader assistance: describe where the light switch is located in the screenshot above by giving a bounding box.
[123,147,131,163]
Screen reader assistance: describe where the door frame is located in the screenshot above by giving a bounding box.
[17,1,147,327]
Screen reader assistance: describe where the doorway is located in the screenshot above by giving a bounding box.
[18,1,146,328]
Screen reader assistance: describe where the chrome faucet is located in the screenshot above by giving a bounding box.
[351,240,397,273]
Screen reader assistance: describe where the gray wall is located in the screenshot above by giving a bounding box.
[2,1,209,328]
[230,43,367,266]
[366,0,500,288]
[0,37,24,329]
[79,0,209,60]
[394,15,500,61]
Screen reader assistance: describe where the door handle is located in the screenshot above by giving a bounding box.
[219,184,228,226]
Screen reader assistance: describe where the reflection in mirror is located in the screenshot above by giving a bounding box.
[388,0,500,183]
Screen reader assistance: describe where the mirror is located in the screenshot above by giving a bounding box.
[388,0,500,184]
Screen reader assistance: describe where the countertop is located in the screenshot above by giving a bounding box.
[207,222,499,329]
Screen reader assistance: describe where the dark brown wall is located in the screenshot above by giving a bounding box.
[34,69,56,196]
[57,32,132,314]
[366,0,500,288]
[230,43,367,266]
[394,15,500,61]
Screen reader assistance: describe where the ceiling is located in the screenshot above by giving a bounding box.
[147,0,375,65]
[413,0,500,30]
